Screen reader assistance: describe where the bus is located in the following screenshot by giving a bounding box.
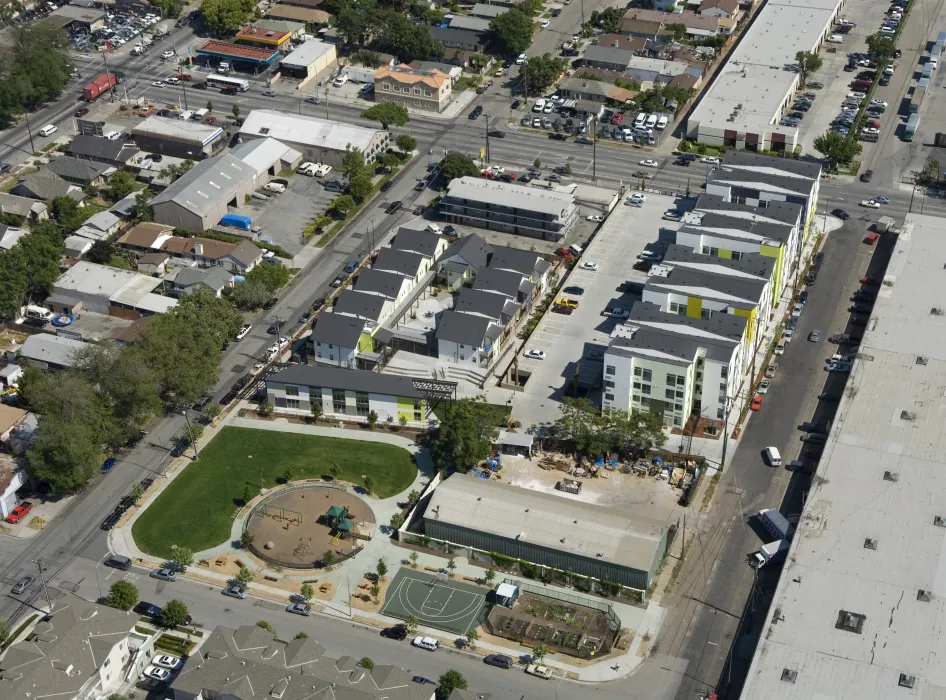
[905,114,920,142]
[206,74,249,92]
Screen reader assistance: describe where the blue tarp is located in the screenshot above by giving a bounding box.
[221,213,252,230]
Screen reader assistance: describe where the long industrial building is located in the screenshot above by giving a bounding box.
[686,0,844,151]
[740,213,946,698]
[424,474,670,590]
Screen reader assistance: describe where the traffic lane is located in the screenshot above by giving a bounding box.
[123,570,627,700]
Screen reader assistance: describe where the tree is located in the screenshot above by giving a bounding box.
[163,159,195,183]
[200,0,258,35]
[358,657,375,670]
[407,489,421,505]
[519,54,568,97]
[107,171,135,202]
[300,582,314,602]
[376,558,388,579]
[405,614,419,632]
[348,174,373,202]
[440,152,479,182]
[0,618,9,648]
[152,0,185,16]
[87,240,117,264]
[437,670,468,698]
[311,401,324,423]
[484,568,495,584]
[232,103,241,120]
[240,530,254,548]
[281,465,294,484]
[367,410,379,430]
[51,196,85,233]
[399,414,408,428]
[229,279,271,310]
[363,475,374,494]
[465,629,479,647]
[813,130,862,172]
[370,583,381,600]
[587,7,624,33]
[431,398,500,472]
[532,643,550,661]
[323,550,336,566]
[18,231,65,300]
[256,620,275,633]
[665,23,687,41]
[205,401,222,420]
[373,11,444,61]
[130,482,145,504]
[0,24,72,119]
[131,189,154,222]
[236,566,255,584]
[409,551,419,567]
[342,145,370,180]
[294,631,309,639]
[396,134,416,153]
[330,194,356,215]
[866,33,897,61]
[446,557,456,574]
[362,103,409,130]
[169,546,194,572]
[242,485,253,505]
[795,50,823,86]
[206,100,214,112]
[390,512,405,528]
[246,262,290,293]
[328,463,339,481]
[491,8,533,55]
[160,599,190,628]
[106,580,139,610]
[533,158,541,169]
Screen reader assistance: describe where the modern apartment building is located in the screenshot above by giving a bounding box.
[441,177,579,241]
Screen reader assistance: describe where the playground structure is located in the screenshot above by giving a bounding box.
[246,483,376,570]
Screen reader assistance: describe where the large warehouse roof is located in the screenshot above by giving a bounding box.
[688,0,841,135]
[239,110,384,153]
[741,213,946,698]
[152,154,254,218]
[426,475,668,573]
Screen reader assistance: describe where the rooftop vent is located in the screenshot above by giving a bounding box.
[900,411,916,421]
[932,308,944,316]
[918,589,933,602]
[917,356,928,365]
[899,674,916,689]
[883,471,899,482]
[781,669,798,684]
[935,515,946,527]
[836,610,866,634]
[864,538,877,550]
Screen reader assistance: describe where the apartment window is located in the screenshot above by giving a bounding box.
[640,384,651,395]
[316,341,322,347]
[719,382,727,391]
[309,386,321,399]
[677,376,685,385]
[639,397,651,409]
[696,371,703,380]
[414,399,422,411]
[673,416,682,426]
[734,196,748,205]
[669,301,686,315]
[424,88,431,96]
[633,382,641,390]
[632,394,640,403]
[633,366,642,377]
[605,393,615,401]
[702,246,719,256]
[413,87,420,95]
[720,366,728,378]
[332,389,346,414]
[701,309,714,320]
[666,373,677,385]
[286,398,300,410]
[731,251,744,261]
[605,380,615,389]
[607,365,616,375]
[355,391,369,417]
[328,344,333,349]
[641,369,652,381]
[665,388,676,400]
[675,403,683,412]
[717,408,725,420]
[382,83,390,91]
[285,385,299,397]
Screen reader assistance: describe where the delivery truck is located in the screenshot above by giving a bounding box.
[751,539,790,568]
[83,73,117,102]
[757,508,792,541]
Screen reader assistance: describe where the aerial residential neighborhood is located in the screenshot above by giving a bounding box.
[0,0,938,698]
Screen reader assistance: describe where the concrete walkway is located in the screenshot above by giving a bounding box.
[109,409,657,681]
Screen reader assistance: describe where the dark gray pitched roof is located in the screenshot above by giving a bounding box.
[373,247,425,278]
[45,156,108,183]
[609,324,737,364]
[436,309,497,346]
[661,243,775,279]
[454,288,512,319]
[391,227,442,257]
[440,233,491,270]
[694,193,802,227]
[488,246,540,277]
[269,365,425,398]
[472,266,523,298]
[429,25,489,46]
[12,170,73,200]
[334,290,387,321]
[721,151,822,180]
[628,300,747,341]
[66,135,139,162]
[310,312,364,349]
[647,266,767,308]
[354,268,408,299]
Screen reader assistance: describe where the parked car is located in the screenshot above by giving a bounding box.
[381,624,408,640]
[287,603,311,616]
[222,585,247,599]
[151,568,179,582]
[11,575,33,594]
[484,654,514,669]
[6,501,34,523]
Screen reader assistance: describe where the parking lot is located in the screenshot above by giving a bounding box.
[244,172,338,255]
[511,192,684,428]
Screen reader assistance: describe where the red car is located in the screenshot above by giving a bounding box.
[864,233,880,245]
[750,395,764,411]
[555,247,574,259]
[610,112,624,125]
[860,275,880,285]
[204,116,216,124]
[176,73,192,81]
[6,501,34,524]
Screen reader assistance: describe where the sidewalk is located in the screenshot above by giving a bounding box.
[108,409,658,682]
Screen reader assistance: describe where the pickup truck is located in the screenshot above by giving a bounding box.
[603,306,629,319]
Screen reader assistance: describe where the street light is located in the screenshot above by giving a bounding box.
[179,406,199,460]
[33,559,52,612]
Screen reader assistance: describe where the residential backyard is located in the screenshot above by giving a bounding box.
[132,427,417,558]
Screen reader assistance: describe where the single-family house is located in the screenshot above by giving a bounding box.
[75,210,123,241]
[0,225,28,251]
[45,156,109,186]
[429,26,489,52]
[583,44,635,72]
[65,134,140,167]
[0,192,48,225]
[11,171,85,203]
[170,267,235,297]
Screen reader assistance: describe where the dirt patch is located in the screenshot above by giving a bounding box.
[350,575,393,611]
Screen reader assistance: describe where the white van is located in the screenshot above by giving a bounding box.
[103,130,121,141]
[634,112,647,128]
[217,62,230,73]
[412,637,439,651]
[192,108,208,121]
[38,124,57,137]
[533,98,546,112]
[24,305,52,321]
[332,74,348,87]
[827,34,844,43]
[764,446,782,466]
[568,243,584,256]
[178,110,194,121]
[264,182,286,194]
[645,114,658,129]
[655,115,668,130]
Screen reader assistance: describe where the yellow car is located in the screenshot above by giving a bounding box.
[555,297,579,309]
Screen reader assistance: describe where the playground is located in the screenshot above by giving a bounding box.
[379,568,491,636]
[246,485,375,570]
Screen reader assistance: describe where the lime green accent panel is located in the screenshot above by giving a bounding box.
[397,396,425,421]
[718,248,733,259]
[358,333,374,352]
[686,296,701,318]
[759,244,780,258]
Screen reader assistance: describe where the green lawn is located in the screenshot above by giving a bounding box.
[132,427,417,558]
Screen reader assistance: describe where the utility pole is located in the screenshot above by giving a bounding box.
[23,110,35,154]
[102,51,115,102]
[591,115,597,181]
[720,395,731,470]
[180,407,199,460]
[484,112,490,163]
[181,80,189,111]
[35,559,52,612]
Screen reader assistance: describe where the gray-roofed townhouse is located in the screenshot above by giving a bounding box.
[65,134,140,166]
[0,596,156,700]
[170,267,234,297]
[373,246,430,284]
[390,226,449,260]
[437,233,492,289]
[309,312,364,367]
[488,246,551,292]
[264,365,435,426]
[74,210,122,241]
[334,289,394,330]
[436,309,503,367]
[151,154,256,232]
[454,288,519,327]
[441,178,578,241]
[472,267,533,303]
[353,268,413,305]
[424,474,669,590]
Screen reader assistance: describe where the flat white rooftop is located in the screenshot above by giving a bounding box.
[689,0,842,134]
[239,109,384,153]
[741,213,946,698]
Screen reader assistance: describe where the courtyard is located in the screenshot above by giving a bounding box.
[131,426,417,558]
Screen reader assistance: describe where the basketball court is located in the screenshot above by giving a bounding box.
[380,569,491,635]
